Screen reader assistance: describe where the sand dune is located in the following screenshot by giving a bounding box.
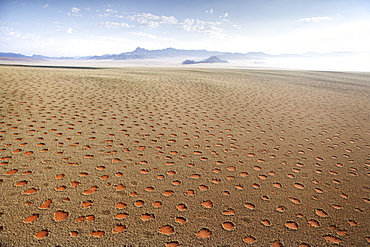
[0,65,369,246]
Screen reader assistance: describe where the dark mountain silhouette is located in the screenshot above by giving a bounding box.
[203,56,228,63]
[182,56,228,64]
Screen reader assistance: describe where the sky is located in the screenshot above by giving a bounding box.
[1,0,370,57]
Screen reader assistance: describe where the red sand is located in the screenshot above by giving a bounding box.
[0,65,369,246]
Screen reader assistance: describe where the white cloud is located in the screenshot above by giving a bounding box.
[217,12,230,23]
[1,26,21,38]
[126,13,178,28]
[130,32,176,41]
[43,4,49,8]
[97,21,133,29]
[66,28,73,34]
[182,18,220,31]
[68,7,81,16]
[206,9,214,14]
[98,13,110,17]
[0,26,53,43]
[105,9,117,13]
[97,8,118,17]
[181,18,226,39]
[300,16,332,22]
[205,26,226,39]
[71,7,80,13]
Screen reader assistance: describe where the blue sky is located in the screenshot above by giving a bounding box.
[1,0,370,56]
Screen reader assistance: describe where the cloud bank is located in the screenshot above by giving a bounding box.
[300,16,332,22]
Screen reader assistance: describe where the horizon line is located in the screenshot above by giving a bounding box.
[0,47,363,59]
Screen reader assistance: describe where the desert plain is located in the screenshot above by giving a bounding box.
[0,65,369,246]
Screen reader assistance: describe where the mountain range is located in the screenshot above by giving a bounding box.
[182,56,228,64]
[0,48,358,61]
[0,52,75,61]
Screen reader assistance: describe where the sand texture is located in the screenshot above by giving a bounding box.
[0,65,369,246]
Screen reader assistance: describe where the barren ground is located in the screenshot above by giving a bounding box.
[0,65,369,246]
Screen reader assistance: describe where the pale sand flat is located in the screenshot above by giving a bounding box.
[0,65,369,246]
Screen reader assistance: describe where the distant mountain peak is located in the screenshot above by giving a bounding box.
[182,56,228,65]
[203,56,227,63]
[133,47,147,52]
